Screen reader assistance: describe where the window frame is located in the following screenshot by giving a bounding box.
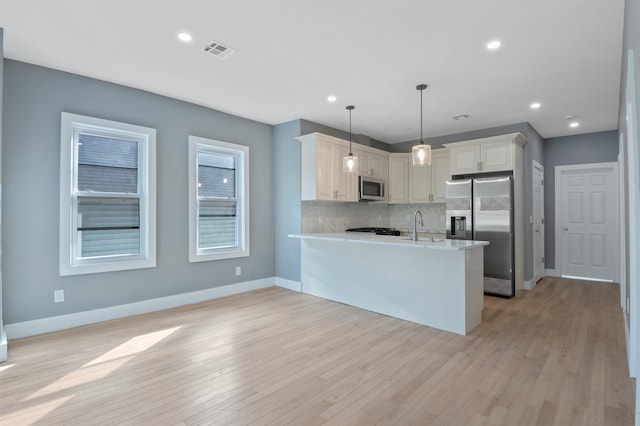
[188,135,250,262]
[59,112,156,276]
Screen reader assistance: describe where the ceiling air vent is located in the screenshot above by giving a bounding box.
[451,114,471,121]
[202,40,236,59]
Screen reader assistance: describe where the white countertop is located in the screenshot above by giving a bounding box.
[289,233,489,251]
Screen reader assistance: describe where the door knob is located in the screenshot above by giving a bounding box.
[563,226,568,231]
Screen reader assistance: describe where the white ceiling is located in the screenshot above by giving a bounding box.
[0,0,625,143]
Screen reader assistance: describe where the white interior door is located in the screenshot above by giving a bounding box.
[556,163,619,281]
[532,161,545,283]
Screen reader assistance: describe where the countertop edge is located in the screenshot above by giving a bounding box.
[288,233,489,251]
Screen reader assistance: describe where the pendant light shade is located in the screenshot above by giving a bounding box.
[412,84,432,166]
[343,105,359,174]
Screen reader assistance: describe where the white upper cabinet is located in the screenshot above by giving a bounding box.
[356,149,387,179]
[298,133,388,202]
[446,133,526,175]
[448,144,481,174]
[409,160,432,203]
[315,140,334,200]
[390,149,450,204]
[431,149,451,202]
[389,155,410,204]
[332,143,356,201]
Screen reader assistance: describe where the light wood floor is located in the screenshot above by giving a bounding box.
[0,277,634,425]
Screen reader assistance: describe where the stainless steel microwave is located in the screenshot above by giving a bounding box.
[359,176,385,201]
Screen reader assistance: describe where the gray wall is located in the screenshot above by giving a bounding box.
[273,119,392,282]
[0,28,4,336]
[2,60,274,324]
[273,120,302,281]
[618,0,640,337]
[543,130,619,270]
[300,119,391,151]
[389,123,535,152]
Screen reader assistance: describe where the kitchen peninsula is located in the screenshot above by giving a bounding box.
[290,233,488,335]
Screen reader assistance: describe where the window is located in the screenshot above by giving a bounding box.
[60,112,156,275]
[189,135,249,262]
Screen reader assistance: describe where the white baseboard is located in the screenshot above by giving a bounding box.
[523,279,535,291]
[624,313,633,378]
[545,268,559,277]
[275,277,301,292]
[6,277,275,340]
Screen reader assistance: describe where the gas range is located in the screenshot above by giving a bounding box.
[345,227,401,236]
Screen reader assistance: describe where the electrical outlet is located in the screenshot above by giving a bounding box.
[54,289,65,303]
[235,266,241,276]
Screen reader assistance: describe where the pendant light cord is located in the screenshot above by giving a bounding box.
[416,84,427,143]
[347,105,355,155]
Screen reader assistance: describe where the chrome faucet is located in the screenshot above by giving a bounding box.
[413,210,423,241]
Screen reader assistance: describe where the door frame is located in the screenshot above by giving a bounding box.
[554,162,619,282]
[532,160,545,286]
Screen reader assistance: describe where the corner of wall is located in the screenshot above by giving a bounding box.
[0,326,7,362]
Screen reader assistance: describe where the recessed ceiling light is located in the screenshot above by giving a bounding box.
[327,95,337,102]
[570,122,580,128]
[530,102,541,109]
[487,40,501,50]
[178,32,192,42]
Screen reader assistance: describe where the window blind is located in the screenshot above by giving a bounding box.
[75,133,141,258]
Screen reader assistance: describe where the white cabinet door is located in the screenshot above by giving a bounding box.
[431,150,451,202]
[481,141,512,172]
[450,145,481,175]
[409,164,432,203]
[369,154,384,178]
[389,157,409,204]
[355,150,371,177]
[380,156,389,202]
[300,135,357,202]
[355,150,384,178]
[315,141,334,200]
[450,141,512,174]
[333,144,357,201]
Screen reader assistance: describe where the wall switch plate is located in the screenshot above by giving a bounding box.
[54,289,65,303]
[235,266,241,276]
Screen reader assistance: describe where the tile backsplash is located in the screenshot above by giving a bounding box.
[302,201,389,233]
[301,201,446,234]
[389,203,446,233]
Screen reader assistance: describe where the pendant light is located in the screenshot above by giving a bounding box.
[412,84,432,166]
[343,105,359,174]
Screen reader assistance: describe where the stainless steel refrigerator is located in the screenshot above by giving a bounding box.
[446,176,514,297]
